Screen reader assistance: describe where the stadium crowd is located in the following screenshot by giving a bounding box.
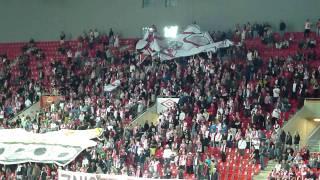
[0,19,320,180]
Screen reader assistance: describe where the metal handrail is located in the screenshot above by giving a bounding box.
[304,98,320,101]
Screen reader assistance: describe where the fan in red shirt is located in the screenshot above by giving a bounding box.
[170,162,178,178]
[186,152,194,175]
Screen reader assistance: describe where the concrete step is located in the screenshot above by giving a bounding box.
[128,104,159,128]
[254,160,276,180]
[9,101,40,123]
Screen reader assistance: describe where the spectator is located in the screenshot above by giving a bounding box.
[271,106,281,126]
[163,145,173,164]
[24,98,32,108]
[93,29,100,40]
[279,20,286,38]
[304,19,312,38]
[293,132,300,150]
[317,19,320,36]
[238,136,247,156]
[286,132,293,149]
[32,164,41,180]
[60,31,66,44]
[247,50,253,62]
[114,34,120,48]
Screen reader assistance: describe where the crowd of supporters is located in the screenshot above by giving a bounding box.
[0,19,319,179]
[269,148,320,179]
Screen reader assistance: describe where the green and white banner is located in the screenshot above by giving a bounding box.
[0,128,102,166]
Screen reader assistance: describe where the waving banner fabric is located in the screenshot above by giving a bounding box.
[0,128,102,166]
[136,24,233,60]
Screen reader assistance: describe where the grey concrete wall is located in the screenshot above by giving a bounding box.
[283,100,320,148]
[0,0,319,42]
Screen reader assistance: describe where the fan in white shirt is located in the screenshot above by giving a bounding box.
[273,86,280,98]
[25,99,32,108]
[292,81,297,93]
[272,108,281,119]
[130,64,136,73]
[50,103,55,112]
[238,138,247,150]
[67,50,73,58]
[214,132,222,145]
[79,112,85,122]
[247,51,253,61]
[163,145,172,159]
[252,138,260,149]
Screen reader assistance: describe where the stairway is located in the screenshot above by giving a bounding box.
[253,160,276,180]
[309,140,320,152]
[307,127,320,152]
[9,101,40,123]
[128,104,159,128]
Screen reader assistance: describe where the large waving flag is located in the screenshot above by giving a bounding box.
[136,24,233,60]
[0,128,103,166]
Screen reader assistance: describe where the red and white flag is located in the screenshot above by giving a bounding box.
[136,24,233,60]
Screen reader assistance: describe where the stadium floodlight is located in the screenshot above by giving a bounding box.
[314,118,320,122]
[164,26,178,38]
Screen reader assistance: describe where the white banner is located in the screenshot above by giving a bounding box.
[0,128,102,166]
[136,24,233,60]
[156,98,180,114]
[58,170,183,180]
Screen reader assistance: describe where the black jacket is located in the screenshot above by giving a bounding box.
[280,22,286,31]
[294,134,300,145]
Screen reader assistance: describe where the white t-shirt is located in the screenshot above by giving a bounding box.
[163,148,172,159]
[79,113,85,121]
[275,163,282,172]
[0,111,4,119]
[241,30,246,40]
[305,22,311,30]
[273,87,280,98]
[252,139,260,149]
[137,146,144,156]
[25,99,32,108]
[75,50,82,58]
[214,132,222,142]
[67,51,73,58]
[292,82,297,92]
[50,104,55,112]
[179,112,186,121]
[33,124,38,131]
[247,52,253,61]
[51,122,57,129]
[130,65,136,73]
[59,102,64,110]
[238,139,247,150]
[272,108,281,119]
[82,158,89,167]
